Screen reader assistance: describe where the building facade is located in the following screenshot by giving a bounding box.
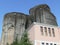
[28,22,60,45]
[1,4,59,45]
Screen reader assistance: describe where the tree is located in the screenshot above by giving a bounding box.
[6,43,9,45]
[19,31,32,45]
[11,30,32,45]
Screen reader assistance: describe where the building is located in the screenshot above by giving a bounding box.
[1,4,60,45]
[28,22,60,45]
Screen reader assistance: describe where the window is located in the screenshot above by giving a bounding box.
[44,27,47,36]
[42,42,44,45]
[54,44,56,45]
[48,28,51,36]
[46,43,49,45]
[50,43,53,45]
[40,26,43,35]
[52,28,55,37]
[41,42,57,45]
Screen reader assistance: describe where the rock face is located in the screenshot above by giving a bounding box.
[29,4,58,26]
[1,12,27,45]
[1,4,58,45]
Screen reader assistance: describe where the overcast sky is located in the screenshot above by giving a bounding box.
[0,0,60,39]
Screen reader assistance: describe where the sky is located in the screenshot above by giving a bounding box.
[0,0,60,39]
